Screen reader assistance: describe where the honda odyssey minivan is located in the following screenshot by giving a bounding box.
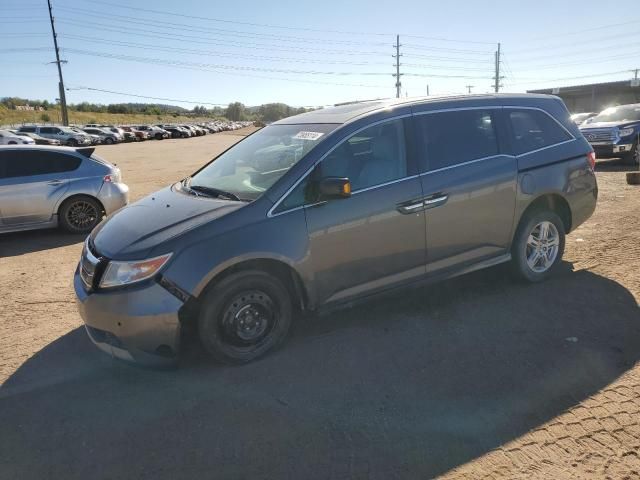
[75,94,598,365]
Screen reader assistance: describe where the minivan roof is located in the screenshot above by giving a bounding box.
[273,93,559,125]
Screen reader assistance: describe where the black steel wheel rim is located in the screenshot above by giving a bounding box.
[66,201,98,230]
[219,290,278,348]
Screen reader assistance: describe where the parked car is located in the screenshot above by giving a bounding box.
[0,146,129,234]
[570,112,597,125]
[135,125,170,140]
[74,94,597,366]
[103,126,127,142]
[82,127,121,145]
[0,129,36,145]
[158,125,187,138]
[579,103,640,164]
[181,125,200,136]
[17,125,92,147]
[121,126,148,141]
[11,131,62,145]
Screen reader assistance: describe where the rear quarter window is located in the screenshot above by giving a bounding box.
[508,109,572,155]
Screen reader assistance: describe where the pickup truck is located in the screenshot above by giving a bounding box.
[579,103,640,164]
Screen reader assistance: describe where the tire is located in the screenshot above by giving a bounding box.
[198,270,293,364]
[627,172,640,185]
[59,196,103,234]
[104,137,114,145]
[67,139,77,147]
[621,141,640,166]
[8,141,17,145]
[155,133,163,140]
[511,210,566,282]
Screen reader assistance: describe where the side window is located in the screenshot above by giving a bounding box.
[39,127,54,134]
[20,126,36,133]
[415,109,499,172]
[320,118,407,191]
[508,109,572,155]
[2,151,80,178]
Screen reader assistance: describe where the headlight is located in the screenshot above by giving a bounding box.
[618,127,635,137]
[99,253,172,288]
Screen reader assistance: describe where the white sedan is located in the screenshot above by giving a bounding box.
[0,129,36,145]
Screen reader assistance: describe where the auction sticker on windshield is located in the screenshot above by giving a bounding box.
[293,131,324,141]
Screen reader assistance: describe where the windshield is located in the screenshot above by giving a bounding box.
[188,124,337,201]
[591,105,640,123]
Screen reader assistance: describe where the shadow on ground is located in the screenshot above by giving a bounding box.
[595,157,639,173]
[2,265,639,479]
[0,229,85,257]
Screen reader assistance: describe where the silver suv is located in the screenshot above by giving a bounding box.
[0,146,129,234]
[18,125,92,147]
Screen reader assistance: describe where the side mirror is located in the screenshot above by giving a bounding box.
[318,177,351,200]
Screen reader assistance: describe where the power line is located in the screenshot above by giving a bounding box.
[61,49,388,88]
[67,86,230,106]
[77,0,495,44]
[61,48,391,76]
[509,69,637,86]
[57,19,390,56]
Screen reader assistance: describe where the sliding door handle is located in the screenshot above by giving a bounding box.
[397,200,425,214]
[423,194,448,209]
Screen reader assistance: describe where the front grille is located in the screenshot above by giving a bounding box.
[581,128,617,144]
[79,239,106,290]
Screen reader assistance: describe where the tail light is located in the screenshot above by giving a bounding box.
[103,168,122,183]
[587,151,596,170]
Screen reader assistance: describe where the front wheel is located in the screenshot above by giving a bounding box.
[104,137,114,145]
[67,139,77,147]
[511,210,565,282]
[621,141,640,166]
[198,270,293,364]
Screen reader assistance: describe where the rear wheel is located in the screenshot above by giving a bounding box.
[155,133,163,140]
[511,210,565,282]
[198,270,293,364]
[59,196,103,234]
[104,137,114,145]
[67,139,77,147]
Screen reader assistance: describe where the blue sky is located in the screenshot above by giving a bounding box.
[2,0,639,109]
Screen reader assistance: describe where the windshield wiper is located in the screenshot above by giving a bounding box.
[189,184,243,202]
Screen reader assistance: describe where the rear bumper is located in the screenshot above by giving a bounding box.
[98,182,129,215]
[74,270,183,366]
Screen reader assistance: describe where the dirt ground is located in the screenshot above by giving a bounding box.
[0,132,639,479]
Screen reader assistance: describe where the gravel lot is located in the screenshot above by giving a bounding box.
[1,131,639,479]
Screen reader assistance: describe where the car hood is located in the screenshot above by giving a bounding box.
[91,184,245,259]
[580,121,639,129]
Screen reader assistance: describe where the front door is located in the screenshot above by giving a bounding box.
[0,150,71,226]
[413,107,517,273]
[303,117,427,306]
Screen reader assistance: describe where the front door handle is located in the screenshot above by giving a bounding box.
[47,179,64,186]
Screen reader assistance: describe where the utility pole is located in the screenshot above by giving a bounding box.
[392,35,402,98]
[47,0,68,125]
[493,42,502,93]
[466,85,474,94]
[426,84,430,96]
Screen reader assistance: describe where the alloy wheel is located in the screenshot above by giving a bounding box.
[66,200,99,230]
[525,221,560,273]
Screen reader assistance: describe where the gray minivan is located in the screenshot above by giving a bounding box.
[75,94,598,365]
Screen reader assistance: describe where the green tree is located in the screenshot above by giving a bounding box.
[225,102,245,121]
[40,113,51,122]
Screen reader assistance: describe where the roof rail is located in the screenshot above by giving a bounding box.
[333,98,385,107]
